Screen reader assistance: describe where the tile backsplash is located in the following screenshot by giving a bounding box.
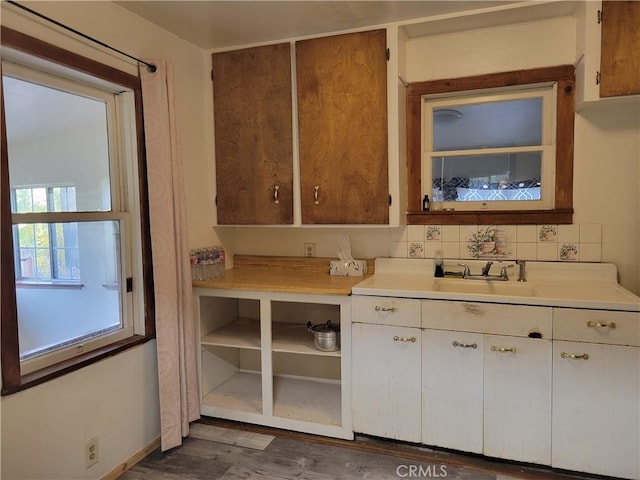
[391,224,602,263]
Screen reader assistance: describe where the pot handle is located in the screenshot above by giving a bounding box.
[306,321,312,332]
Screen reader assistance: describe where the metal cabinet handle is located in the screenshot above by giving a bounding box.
[314,185,320,205]
[586,320,616,329]
[393,336,416,343]
[561,352,589,360]
[273,185,280,205]
[452,341,477,349]
[490,345,516,353]
[375,306,397,312]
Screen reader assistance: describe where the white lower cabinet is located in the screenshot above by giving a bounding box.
[551,307,640,479]
[351,295,422,442]
[483,335,551,465]
[195,288,353,439]
[422,330,483,453]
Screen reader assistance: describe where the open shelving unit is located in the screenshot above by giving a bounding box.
[194,288,353,439]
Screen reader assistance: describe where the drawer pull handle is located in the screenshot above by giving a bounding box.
[393,335,416,343]
[314,185,320,205]
[490,345,516,353]
[375,306,397,312]
[586,320,616,329]
[273,185,280,205]
[452,341,477,349]
[561,352,589,360]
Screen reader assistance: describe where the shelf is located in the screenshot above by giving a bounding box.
[273,376,342,426]
[202,371,262,414]
[272,322,341,357]
[201,318,260,350]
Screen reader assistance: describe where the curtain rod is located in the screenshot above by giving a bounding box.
[6,0,157,73]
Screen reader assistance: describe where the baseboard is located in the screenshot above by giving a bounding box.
[101,437,161,480]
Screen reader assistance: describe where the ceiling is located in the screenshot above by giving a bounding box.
[115,1,521,50]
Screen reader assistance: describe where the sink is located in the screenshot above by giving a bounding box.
[433,279,538,297]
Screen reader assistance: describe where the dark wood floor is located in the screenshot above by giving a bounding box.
[119,418,606,480]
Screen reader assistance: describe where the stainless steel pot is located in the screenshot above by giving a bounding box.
[306,320,340,352]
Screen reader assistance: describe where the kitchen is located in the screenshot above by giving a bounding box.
[0,1,638,479]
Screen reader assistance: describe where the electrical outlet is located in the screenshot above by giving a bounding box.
[304,243,316,257]
[85,437,99,469]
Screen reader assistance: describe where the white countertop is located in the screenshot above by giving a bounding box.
[351,259,640,312]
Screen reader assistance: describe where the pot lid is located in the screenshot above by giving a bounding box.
[307,320,340,333]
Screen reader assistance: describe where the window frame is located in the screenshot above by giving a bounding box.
[406,65,575,225]
[1,26,155,395]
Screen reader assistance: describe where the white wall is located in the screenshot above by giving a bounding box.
[1,2,216,478]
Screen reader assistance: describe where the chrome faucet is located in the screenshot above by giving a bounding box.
[516,260,527,282]
[481,261,494,276]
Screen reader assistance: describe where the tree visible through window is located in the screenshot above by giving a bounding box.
[12,186,80,281]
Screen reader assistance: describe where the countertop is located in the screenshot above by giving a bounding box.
[192,255,373,296]
[351,258,640,311]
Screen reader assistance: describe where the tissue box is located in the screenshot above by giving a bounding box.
[329,259,368,276]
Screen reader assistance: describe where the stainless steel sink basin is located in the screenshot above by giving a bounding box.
[433,279,538,297]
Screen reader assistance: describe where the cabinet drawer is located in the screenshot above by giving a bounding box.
[554,308,640,346]
[422,300,552,338]
[352,296,421,328]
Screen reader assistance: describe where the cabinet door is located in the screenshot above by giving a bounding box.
[352,323,421,442]
[600,1,640,97]
[296,30,389,224]
[483,336,552,465]
[212,43,293,224]
[552,341,640,479]
[422,330,483,453]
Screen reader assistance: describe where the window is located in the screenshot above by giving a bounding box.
[407,66,575,225]
[1,27,154,393]
[12,186,80,282]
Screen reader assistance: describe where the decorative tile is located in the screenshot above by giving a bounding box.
[559,243,579,261]
[390,241,407,258]
[425,226,441,241]
[580,224,602,243]
[408,225,425,242]
[538,224,557,242]
[408,241,425,258]
[558,224,580,243]
[460,225,479,242]
[441,225,460,242]
[516,225,537,243]
[466,226,512,259]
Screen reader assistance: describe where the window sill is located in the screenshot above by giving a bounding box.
[407,209,573,225]
[16,281,84,290]
[0,334,154,396]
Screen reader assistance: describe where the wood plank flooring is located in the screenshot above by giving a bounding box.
[119,419,603,480]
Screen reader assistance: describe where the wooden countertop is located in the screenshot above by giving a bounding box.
[192,255,374,296]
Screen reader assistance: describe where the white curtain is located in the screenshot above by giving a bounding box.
[140,60,200,451]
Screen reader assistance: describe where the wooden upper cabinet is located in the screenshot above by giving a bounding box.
[212,43,293,225]
[599,1,640,97]
[296,30,389,224]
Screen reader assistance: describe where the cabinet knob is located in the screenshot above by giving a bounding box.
[393,335,416,343]
[561,352,589,360]
[375,306,397,312]
[314,185,320,205]
[452,341,477,349]
[273,185,280,205]
[586,320,616,329]
[490,345,516,353]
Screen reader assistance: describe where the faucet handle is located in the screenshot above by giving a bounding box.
[499,264,514,280]
[457,263,471,278]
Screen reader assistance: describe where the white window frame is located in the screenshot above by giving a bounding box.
[2,53,143,375]
[421,84,557,211]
